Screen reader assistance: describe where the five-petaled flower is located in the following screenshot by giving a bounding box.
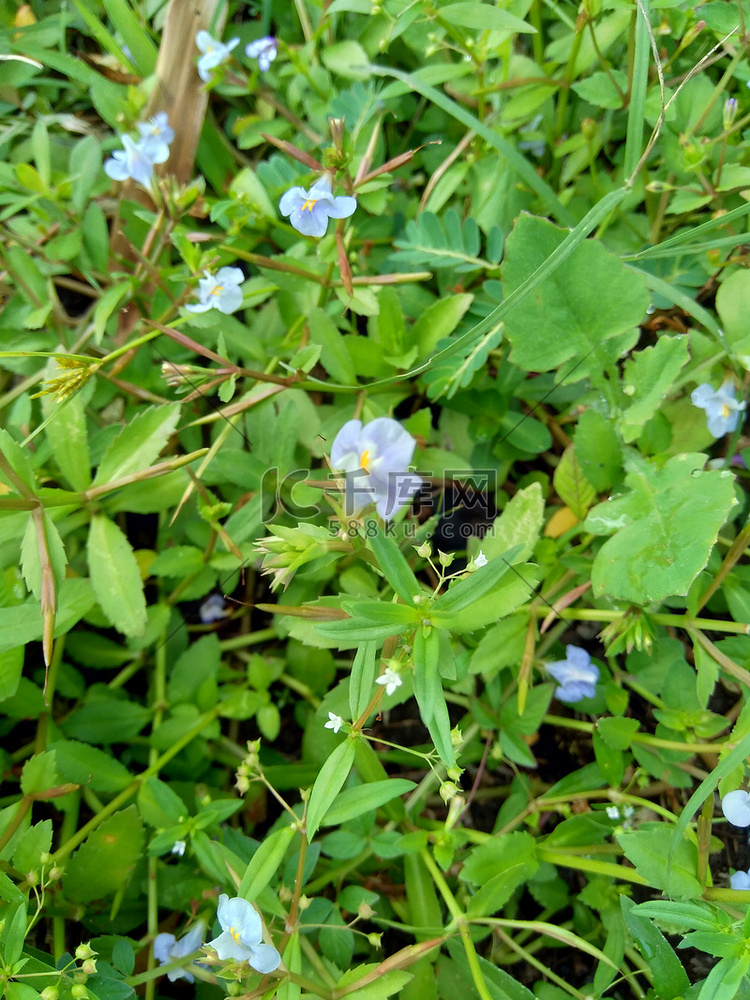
[279,174,356,238]
[207,894,281,973]
[154,920,206,983]
[324,712,343,734]
[731,869,750,891]
[104,133,169,187]
[376,667,402,697]
[246,36,277,72]
[722,789,750,827]
[691,379,746,437]
[546,645,599,703]
[196,30,240,82]
[330,417,421,520]
[185,267,245,315]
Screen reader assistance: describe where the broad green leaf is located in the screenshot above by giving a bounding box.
[47,739,132,793]
[553,445,596,521]
[438,564,538,634]
[21,750,58,794]
[87,514,148,637]
[367,524,420,604]
[63,805,145,902]
[620,336,689,442]
[334,968,413,1000]
[585,454,737,603]
[13,819,52,875]
[597,716,640,750]
[0,646,24,701]
[41,385,91,490]
[308,309,358,384]
[431,547,519,617]
[617,825,701,899]
[92,403,181,487]
[716,268,750,367]
[502,215,649,383]
[137,776,187,828]
[0,427,36,493]
[479,482,543,564]
[572,70,628,110]
[306,739,356,842]
[0,579,95,656]
[168,633,221,706]
[93,282,133,344]
[575,409,622,492]
[321,39,369,78]
[239,826,298,901]
[412,627,441,723]
[412,293,473,360]
[61,698,150,745]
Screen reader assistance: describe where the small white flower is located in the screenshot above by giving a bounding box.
[185,267,244,315]
[171,840,186,857]
[154,920,206,983]
[136,111,174,161]
[474,551,488,568]
[722,789,750,827]
[324,712,343,734]
[196,30,240,82]
[199,593,229,624]
[605,806,620,820]
[376,668,402,697]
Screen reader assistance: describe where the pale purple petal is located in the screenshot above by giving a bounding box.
[248,942,281,974]
[185,301,213,313]
[289,204,330,237]
[325,195,357,220]
[331,420,364,470]
[103,155,131,181]
[153,933,176,965]
[279,187,307,215]
[565,645,591,671]
[196,30,215,53]
[722,790,750,827]
[216,266,244,285]
[216,283,244,314]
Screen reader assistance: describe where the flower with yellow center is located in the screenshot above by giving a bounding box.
[691,378,746,438]
[279,173,357,238]
[186,266,244,315]
[207,894,281,972]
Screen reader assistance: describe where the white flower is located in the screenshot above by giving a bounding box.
[171,840,186,857]
[154,920,206,983]
[722,789,750,827]
[330,417,422,520]
[474,551,488,568]
[691,379,746,437]
[731,869,750,891]
[605,806,620,820]
[196,30,240,82]
[207,894,281,973]
[324,712,343,734]
[104,134,168,187]
[279,174,357,238]
[245,36,277,72]
[185,267,244,315]
[376,667,402,697]
[136,111,174,161]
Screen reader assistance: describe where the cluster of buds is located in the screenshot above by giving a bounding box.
[236,739,262,793]
[35,358,99,403]
[599,606,654,656]
[255,524,351,592]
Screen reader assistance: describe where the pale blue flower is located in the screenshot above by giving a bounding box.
[546,645,599,703]
[279,174,357,238]
[330,417,422,520]
[691,379,746,437]
[245,36,277,72]
[196,30,240,82]
[208,894,281,973]
[104,134,167,187]
[185,267,244,315]
[199,593,229,623]
[722,790,750,827]
[731,870,750,891]
[154,920,206,983]
[724,97,739,130]
[136,112,175,161]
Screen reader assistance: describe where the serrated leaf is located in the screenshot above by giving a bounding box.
[87,514,148,637]
[553,445,596,520]
[575,409,622,492]
[64,805,145,902]
[92,403,181,487]
[620,335,689,442]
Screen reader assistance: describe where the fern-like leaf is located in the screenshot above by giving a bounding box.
[390,209,502,273]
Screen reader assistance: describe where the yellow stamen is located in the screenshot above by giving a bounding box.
[301,198,317,212]
[360,449,370,470]
[230,926,241,942]
[210,285,224,296]
[722,403,731,418]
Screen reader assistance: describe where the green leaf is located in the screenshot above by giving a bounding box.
[321,39,369,78]
[620,897,690,998]
[439,3,535,34]
[572,70,627,109]
[412,294,473,361]
[480,482,543,564]
[422,320,504,401]
[93,282,133,344]
[0,579,95,656]
[553,445,596,520]
[617,824,701,899]
[323,779,416,827]
[239,825,298,901]
[620,335,689,442]
[575,409,622,492]
[392,210,497,273]
[168,633,220,707]
[41,386,92,490]
[585,453,738,603]
[502,215,649,383]
[102,0,158,74]
[21,750,58,794]
[597,716,640,750]
[63,805,145,902]
[13,819,52,874]
[0,647,24,701]
[431,547,519,618]
[349,640,377,721]
[308,308,358,384]
[0,427,36,494]
[716,268,750,367]
[92,403,181,487]
[137,776,187,828]
[367,523,420,603]
[306,740,357,842]
[20,512,68,603]
[412,627,441,724]
[61,698,150,745]
[87,514,148,637]
[47,739,133,793]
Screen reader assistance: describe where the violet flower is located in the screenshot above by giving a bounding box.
[279,174,356,238]
[546,645,599,703]
[196,30,240,82]
[691,379,746,437]
[154,920,206,983]
[245,36,277,72]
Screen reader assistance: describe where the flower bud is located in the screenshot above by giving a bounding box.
[26,870,38,886]
[358,902,376,919]
[439,781,459,803]
[73,972,88,985]
[415,541,431,558]
[235,774,250,794]
[40,987,59,1000]
[48,867,62,881]
[368,932,383,947]
[81,960,97,976]
[75,943,96,961]
[723,97,739,131]
[298,894,311,910]
[71,986,88,1000]
[40,852,54,866]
